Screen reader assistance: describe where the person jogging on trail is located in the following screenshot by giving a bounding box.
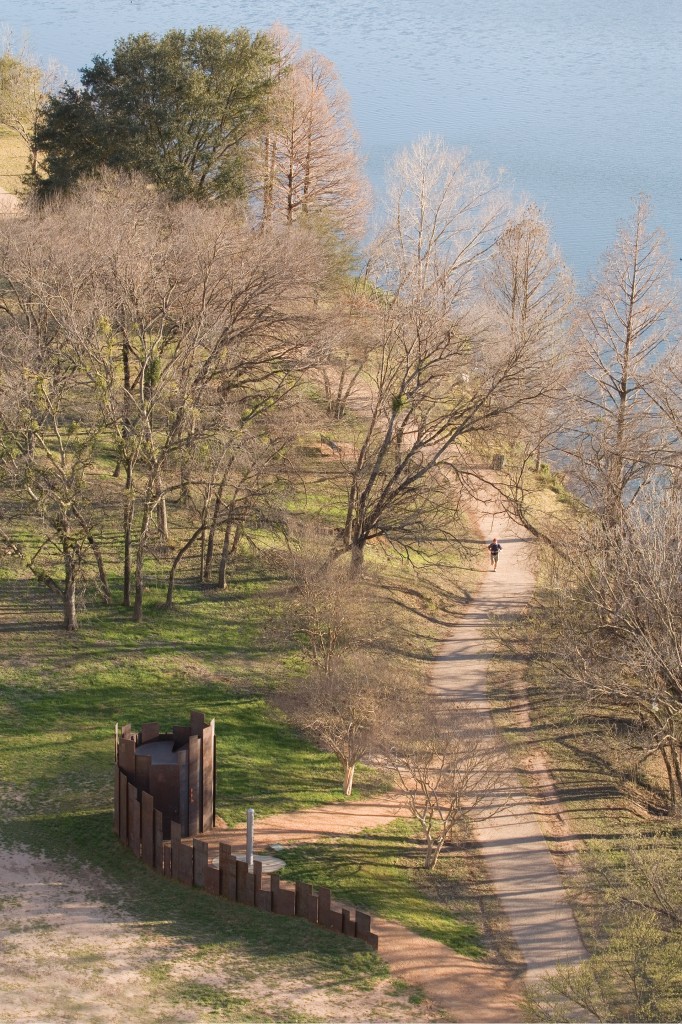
[488,537,502,571]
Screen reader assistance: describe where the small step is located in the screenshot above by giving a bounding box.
[211,853,285,875]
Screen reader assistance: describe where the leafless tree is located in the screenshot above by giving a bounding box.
[284,650,403,796]
[337,138,563,569]
[271,524,398,671]
[0,35,61,179]
[527,489,682,812]
[256,28,370,239]
[484,202,575,470]
[563,196,680,525]
[0,172,326,624]
[0,264,110,629]
[387,708,510,869]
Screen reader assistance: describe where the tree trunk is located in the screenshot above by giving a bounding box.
[343,762,355,797]
[165,524,205,610]
[123,461,133,608]
[62,540,78,632]
[350,539,365,574]
[204,479,226,582]
[133,503,152,622]
[155,471,169,541]
[217,522,241,589]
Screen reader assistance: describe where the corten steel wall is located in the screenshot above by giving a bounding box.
[115,713,215,840]
[113,716,379,950]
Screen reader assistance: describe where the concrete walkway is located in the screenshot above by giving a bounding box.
[432,497,586,982]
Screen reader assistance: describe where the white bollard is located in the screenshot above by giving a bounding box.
[246,808,254,869]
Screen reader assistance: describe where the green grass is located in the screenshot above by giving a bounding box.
[278,818,487,958]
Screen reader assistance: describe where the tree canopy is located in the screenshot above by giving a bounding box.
[33,26,278,199]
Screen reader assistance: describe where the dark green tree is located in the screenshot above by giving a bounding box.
[33,26,278,199]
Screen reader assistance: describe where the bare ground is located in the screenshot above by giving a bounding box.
[0,845,446,1023]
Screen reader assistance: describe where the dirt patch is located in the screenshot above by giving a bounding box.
[0,845,444,1023]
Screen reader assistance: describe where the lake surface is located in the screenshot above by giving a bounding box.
[5,0,681,281]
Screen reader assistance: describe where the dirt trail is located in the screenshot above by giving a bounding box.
[204,492,586,1019]
[431,495,586,981]
[208,800,524,1023]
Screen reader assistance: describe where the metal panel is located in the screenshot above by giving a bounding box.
[187,736,200,836]
[329,909,344,934]
[141,791,155,867]
[113,766,120,834]
[177,842,194,886]
[356,911,372,943]
[149,764,181,834]
[172,725,191,746]
[134,754,151,795]
[140,722,160,744]
[190,711,205,736]
[171,819,183,875]
[118,737,136,777]
[119,772,128,844]
[227,855,238,901]
[193,839,209,888]
[295,882,313,920]
[272,877,296,916]
[201,721,214,833]
[256,888,272,912]
[162,841,173,877]
[205,865,220,896]
[317,886,332,928]
[236,859,255,906]
[154,810,164,871]
[342,909,356,938]
[128,782,141,858]
[218,843,232,898]
[177,750,189,837]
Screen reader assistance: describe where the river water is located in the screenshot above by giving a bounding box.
[4,0,681,280]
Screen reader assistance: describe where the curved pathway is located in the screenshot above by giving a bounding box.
[431,496,586,981]
[207,797,523,1023]
[205,494,585,1018]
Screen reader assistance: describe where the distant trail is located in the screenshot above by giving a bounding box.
[431,491,586,981]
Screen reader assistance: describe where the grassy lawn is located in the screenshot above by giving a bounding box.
[0,557,411,1020]
[278,818,509,960]
[0,560,389,841]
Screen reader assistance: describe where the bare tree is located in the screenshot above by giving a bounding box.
[387,710,509,869]
[0,36,60,179]
[256,28,369,239]
[0,172,326,624]
[272,525,397,671]
[564,196,680,525]
[285,650,402,796]
[484,202,575,472]
[525,489,682,813]
[0,295,109,629]
[337,138,562,569]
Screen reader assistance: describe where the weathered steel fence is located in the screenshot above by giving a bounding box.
[114,713,379,949]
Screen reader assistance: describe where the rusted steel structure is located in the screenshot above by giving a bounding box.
[115,712,215,840]
[114,712,379,950]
